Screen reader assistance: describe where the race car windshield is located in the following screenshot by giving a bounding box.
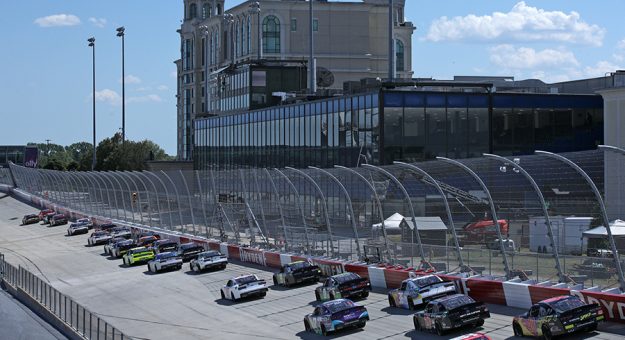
[550,296,586,312]
[334,273,359,284]
[159,253,177,259]
[325,300,355,313]
[235,276,258,285]
[201,251,219,258]
[288,262,310,270]
[414,276,442,288]
[440,295,475,309]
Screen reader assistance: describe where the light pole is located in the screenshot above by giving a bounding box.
[309,0,316,94]
[248,1,261,60]
[87,37,96,170]
[199,25,209,113]
[223,14,234,65]
[116,27,126,143]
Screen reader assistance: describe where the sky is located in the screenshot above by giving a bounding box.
[1,1,624,156]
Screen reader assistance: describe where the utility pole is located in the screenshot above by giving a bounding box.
[309,0,316,94]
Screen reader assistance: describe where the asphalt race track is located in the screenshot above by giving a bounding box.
[1,195,624,340]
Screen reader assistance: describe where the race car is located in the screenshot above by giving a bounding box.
[220,274,268,301]
[512,295,604,340]
[137,235,160,248]
[96,223,117,232]
[273,261,322,287]
[22,214,40,225]
[177,242,205,262]
[122,247,155,266]
[190,251,228,272]
[388,274,456,310]
[67,222,90,236]
[413,294,490,335]
[38,209,55,220]
[110,239,137,258]
[147,251,183,273]
[49,214,68,227]
[104,237,128,255]
[110,226,131,239]
[42,211,56,224]
[152,239,179,254]
[75,218,93,228]
[315,272,371,301]
[87,231,112,246]
[303,298,369,336]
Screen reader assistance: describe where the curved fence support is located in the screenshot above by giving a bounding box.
[393,162,465,269]
[143,172,174,229]
[543,148,625,292]
[262,169,290,251]
[285,167,335,257]
[271,169,311,254]
[116,172,138,223]
[132,172,163,229]
[335,165,391,263]
[195,171,211,239]
[178,170,197,235]
[100,173,120,220]
[437,157,512,279]
[363,164,425,266]
[160,171,186,233]
[309,167,362,259]
[483,154,566,283]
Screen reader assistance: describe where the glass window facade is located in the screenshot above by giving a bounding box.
[194,90,603,170]
[262,16,280,53]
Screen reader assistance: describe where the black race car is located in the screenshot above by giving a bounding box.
[177,242,205,262]
[273,261,322,287]
[152,239,179,254]
[512,295,604,340]
[315,272,371,301]
[414,294,490,335]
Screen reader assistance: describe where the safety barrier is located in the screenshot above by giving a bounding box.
[10,187,625,324]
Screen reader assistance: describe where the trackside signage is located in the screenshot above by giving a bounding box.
[239,248,266,267]
[571,290,625,321]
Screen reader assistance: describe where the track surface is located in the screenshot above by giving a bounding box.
[1,195,624,340]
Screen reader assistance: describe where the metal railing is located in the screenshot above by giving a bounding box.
[0,254,129,340]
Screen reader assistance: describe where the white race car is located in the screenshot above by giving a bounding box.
[190,251,228,272]
[388,274,457,310]
[147,252,183,273]
[87,231,112,246]
[221,275,268,302]
[67,222,90,236]
[76,218,93,229]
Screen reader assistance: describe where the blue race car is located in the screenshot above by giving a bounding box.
[303,299,369,336]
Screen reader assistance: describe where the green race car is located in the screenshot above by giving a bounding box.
[122,247,155,266]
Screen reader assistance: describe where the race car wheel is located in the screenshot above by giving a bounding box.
[329,292,336,300]
[542,326,552,340]
[357,321,366,329]
[413,318,420,331]
[221,264,227,270]
[513,322,523,337]
[388,295,395,307]
[260,292,267,297]
[408,298,415,310]
[315,291,321,301]
[475,318,484,327]
[361,291,369,298]
[435,322,444,336]
[177,265,182,270]
[231,292,236,302]
[586,322,598,332]
[321,324,329,336]
[123,258,127,266]
[273,276,278,286]
[220,290,226,300]
[304,320,311,332]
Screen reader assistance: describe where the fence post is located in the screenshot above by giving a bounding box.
[0,253,4,282]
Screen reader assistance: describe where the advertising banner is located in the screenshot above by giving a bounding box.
[24,147,38,168]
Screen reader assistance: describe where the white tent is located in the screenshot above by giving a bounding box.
[582,219,625,239]
[372,213,447,233]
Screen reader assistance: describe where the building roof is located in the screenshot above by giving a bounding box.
[372,213,448,231]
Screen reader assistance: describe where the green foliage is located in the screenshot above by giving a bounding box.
[28,134,172,171]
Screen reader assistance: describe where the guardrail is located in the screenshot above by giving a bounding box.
[0,253,129,340]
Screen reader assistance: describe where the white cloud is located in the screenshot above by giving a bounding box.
[123,75,142,84]
[582,60,623,78]
[489,45,579,69]
[34,14,81,27]
[88,17,107,28]
[157,85,169,91]
[425,1,605,46]
[170,71,177,78]
[94,89,120,106]
[128,94,162,103]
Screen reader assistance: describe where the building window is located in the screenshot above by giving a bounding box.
[313,19,318,32]
[235,21,239,57]
[396,40,404,72]
[189,3,198,19]
[262,16,280,53]
[291,18,297,32]
[247,16,252,55]
[183,39,193,70]
[202,3,210,19]
[217,4,221,15]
